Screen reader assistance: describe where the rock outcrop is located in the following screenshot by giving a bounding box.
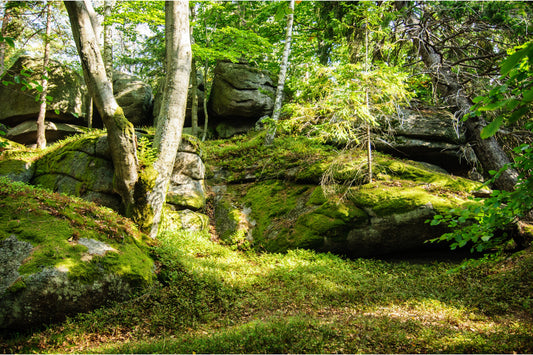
[374,106,477,174]
[208,61,275,137]
[0,132,209,230]
[206,133,482,257]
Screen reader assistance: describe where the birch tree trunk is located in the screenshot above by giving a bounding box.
[36,1,52,149]
[265,0,295,145]
[65,0,139,210]
[147,0,191,238]
[399,2,518,191]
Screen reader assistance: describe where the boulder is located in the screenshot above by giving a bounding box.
[112,72,153,126]
[0,178,153,331]
[0,55,87,127]
[6,120,86,146]
[31,134,121,211]
[212,155,482,257]
[208,61,275,137]
[2,132,209,219]
[374,106,477,174]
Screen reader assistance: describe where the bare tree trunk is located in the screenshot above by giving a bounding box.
[103,0,114,82]
[65,0,138,210]
[201,58,209,142]
[36,1,52,149]
[0,0,10,78]
[399,2,518,191]
[265,0,295,145]
[147,0,191,238]
[190,57,198,137]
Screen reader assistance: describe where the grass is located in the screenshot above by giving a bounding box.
[2,227,531,353]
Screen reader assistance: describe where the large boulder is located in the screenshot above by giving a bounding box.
[0,55,88,127]
[31,134,121,211]
[211,149,482,257]
[208,61,275,137]
[0,179,153,331]
[374,106,477,174]
[112,72,153,126]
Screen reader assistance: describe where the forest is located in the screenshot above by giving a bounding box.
[0,0,533,353]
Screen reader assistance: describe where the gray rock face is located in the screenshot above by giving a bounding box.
[15,134,208,216]
[31,136,120,211]
[167,150,206,211]
[112,72,153,126]
[0,56,87,127]
[374,106,477,173]
[208,61,275,137]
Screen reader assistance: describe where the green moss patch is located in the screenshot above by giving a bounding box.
[0,177,153,286]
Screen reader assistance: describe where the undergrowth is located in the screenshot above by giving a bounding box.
[2,227,532,353]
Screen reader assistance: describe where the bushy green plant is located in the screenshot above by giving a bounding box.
[429,42,533,253]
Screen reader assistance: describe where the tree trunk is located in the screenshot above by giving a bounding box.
[265,0,295,145]
[0,0,10,78]
[147,0,191,238]
[65,0,138,210]
[36,1,52,149]
[103,0,114,82]
[190,57,198,137]
[201,57,209,142]
[399,2,518,191]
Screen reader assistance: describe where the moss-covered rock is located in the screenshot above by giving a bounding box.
[0,178,153,331]
[205,134,483,257]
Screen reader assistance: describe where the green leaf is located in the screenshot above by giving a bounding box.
[521,87,533,103]
[54,109,60,115]
[508,105,529,124]
[480,115,504,139]
[472,96,485,104]
[501,46,529,76]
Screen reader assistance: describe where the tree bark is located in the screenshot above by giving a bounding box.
[265,0,295,145]
[147,0,191,238]
[36,1,52,149]
[0,0,10,78]
[190,57,198,137]
[65,0,138,210]
[103,0,114,82]
[399,2,518,191]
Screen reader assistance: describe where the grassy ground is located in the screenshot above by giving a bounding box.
[2,227,532,353]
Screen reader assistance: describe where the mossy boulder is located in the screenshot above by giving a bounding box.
[31,133,121,211]
[207,137,483,257]
[0,179,153,331]
[0,55,87,127]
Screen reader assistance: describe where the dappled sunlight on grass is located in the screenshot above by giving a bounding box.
[3,227,532,353]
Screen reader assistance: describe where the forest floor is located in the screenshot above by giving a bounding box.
[2,227,532,353]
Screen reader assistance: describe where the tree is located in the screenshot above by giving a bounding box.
[397,1,519,191]
[265,0,295,145]
[65,0,139,211]
[146,0,191,238]
[36,0,52,149]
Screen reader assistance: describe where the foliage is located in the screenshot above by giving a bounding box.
[430,42,533,253]
[282,62,413,145]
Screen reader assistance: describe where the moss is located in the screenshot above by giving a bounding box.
[6,277,26,293]
[347,183,465,217]
[130,166,158,232]
[0,178,153,287]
